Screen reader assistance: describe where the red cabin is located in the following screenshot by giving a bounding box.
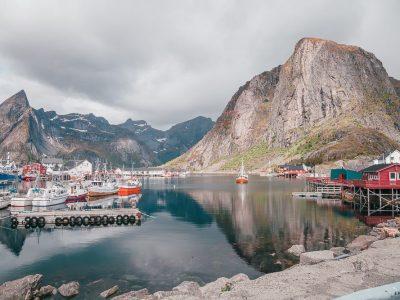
[356,163,400,188]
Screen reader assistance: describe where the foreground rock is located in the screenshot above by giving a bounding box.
[100,285,119,298]
[0,274,42,300]
[35,285,57,298]
[346,235,377,253]
[287,244,305,257]
[58,281,80,298]
[300,250,334,265]
[112,288,149,299]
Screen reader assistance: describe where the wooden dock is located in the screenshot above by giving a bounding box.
[10,208,142,228]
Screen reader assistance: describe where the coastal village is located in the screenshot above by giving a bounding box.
[0,1,399,298]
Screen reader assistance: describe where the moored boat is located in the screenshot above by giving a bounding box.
[66,182,88,202]
[11,188,42,207]
[118,179,142,196]
[88,180,118,197]
[236,160,249,184]
[0,190,12,209]
[31,185,68,207]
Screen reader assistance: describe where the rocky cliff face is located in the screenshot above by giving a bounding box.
[0,91,213,166]
[172,38,400,170]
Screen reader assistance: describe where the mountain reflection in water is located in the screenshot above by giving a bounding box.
[0,176,368,297]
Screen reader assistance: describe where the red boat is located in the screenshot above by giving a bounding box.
[118,179,142,196]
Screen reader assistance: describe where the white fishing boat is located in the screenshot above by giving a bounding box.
[236,160,249,184]
[66,182,88,202]
[31,185,68,207]
[0,190,12,209]
[88,180,118,197]
[11,188,42,207]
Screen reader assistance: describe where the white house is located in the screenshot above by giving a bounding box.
[373,150,400,165]
[67,160,93,177]
[41,157,63,173]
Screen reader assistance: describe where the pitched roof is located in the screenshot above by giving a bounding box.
[361,163,397,173]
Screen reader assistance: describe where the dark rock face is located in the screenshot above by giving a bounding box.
[174,38,400,170]
[0,91,213,166]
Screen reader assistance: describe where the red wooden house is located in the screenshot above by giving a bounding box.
[356,163,400,188]
[22,163,46,180]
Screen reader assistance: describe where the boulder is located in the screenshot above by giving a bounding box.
[100,285,119,298]
[0,274,42,300]
[287,244,306,257]
[383,227,400,238]
[172,281,201,297]
[200,277,229,298]
[300,250,334,265]
[346,235,378,253]
[58,281,80,298]
[230,273,249,284]
[112,288,149,300]
[152,290,176,299]
[35,285,57,298]
[329,247,345,257]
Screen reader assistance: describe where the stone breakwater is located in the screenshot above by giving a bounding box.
[1,219,400,299]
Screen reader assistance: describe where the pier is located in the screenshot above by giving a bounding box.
[10,208,142,228]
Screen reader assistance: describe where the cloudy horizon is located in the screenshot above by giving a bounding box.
[0,0,399,129]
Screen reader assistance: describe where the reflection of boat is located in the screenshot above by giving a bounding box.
[31,185,68,207]
[88,180,118,197]
[236,160,249,184]
[66,182,88,202]
[118,179,142,196]
[11,188,43,207]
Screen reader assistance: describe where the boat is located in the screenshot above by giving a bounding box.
[66,182,88,202]
[88,180,119,197]
[236,160,249,184]
[31,184,68,207]
[11,187,42,207]
[118,178,142,196]
[0,190,12,209]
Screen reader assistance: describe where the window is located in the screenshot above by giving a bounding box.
[390,172,396,181]
[397,173,400,180]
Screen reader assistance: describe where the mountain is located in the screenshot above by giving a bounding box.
[0,91,213,166]
[170,38,400,171]
[119,116,214,164]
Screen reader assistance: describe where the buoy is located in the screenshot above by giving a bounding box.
[75,217,83,226]
[129,215,136,224]
[62,217,69,226]
[116,215,123,221]
[136,212,142,220]
[38,217,45,228]
[108,216,115,224]
[55,217,62,226]
[24,223,30,229]
[83,216,90,226]
[89,216,96,225]
[11,217,18,224]
[69,216,76,226]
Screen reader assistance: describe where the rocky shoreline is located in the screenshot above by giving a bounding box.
[1,219,399,299]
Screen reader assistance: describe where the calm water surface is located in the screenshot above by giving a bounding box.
[0,176,368,298]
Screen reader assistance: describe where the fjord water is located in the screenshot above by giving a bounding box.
[0,176,368,297]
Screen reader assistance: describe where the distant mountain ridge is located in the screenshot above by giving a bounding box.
[170,38,400,171]
[0,90,214,166]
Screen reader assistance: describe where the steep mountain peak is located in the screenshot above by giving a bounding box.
[0,90,30,111]
[171,38,400,171]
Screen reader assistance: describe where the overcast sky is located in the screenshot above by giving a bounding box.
[0,0,399,129]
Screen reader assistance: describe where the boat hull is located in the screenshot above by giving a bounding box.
[11,197,33,207]
[118,187,141,196]
[236,177,249,184]
[32,195,67,207]
[66,193,88,203]
[88,190,118,197]
[0,200,10,209]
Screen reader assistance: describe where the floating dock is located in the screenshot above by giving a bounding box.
[10,208,142,228]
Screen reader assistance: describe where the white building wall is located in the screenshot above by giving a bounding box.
[68,160,93,177]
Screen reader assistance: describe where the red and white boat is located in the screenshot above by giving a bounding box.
[66,182,88,202]
[118,178,142,196]
[235,160,249,184]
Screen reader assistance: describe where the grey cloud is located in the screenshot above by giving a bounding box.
[0,0,399,129]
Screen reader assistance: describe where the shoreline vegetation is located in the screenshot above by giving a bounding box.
[2,219,399,299]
